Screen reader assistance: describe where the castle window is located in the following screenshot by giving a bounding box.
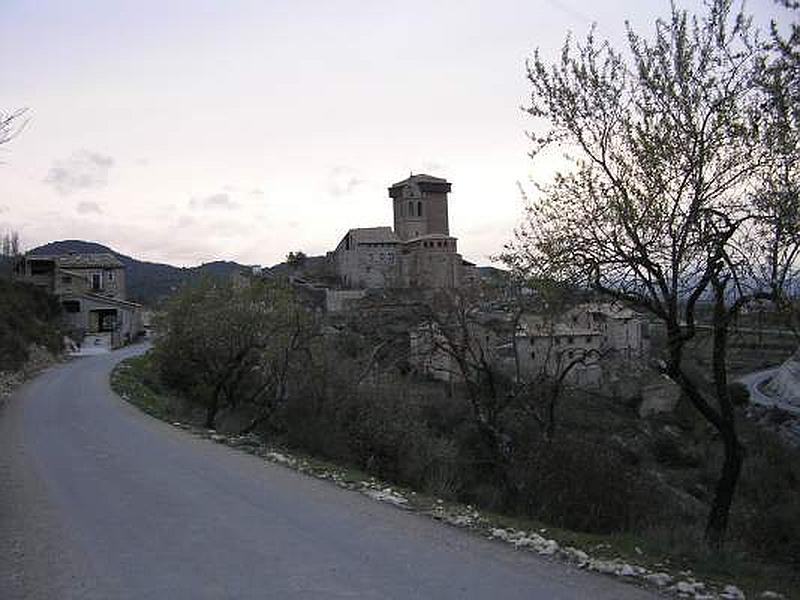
[417,201,423,216]
[436,241,442,247]
[408,201,413,216]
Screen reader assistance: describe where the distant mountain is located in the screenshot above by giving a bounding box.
[28,240,251,306]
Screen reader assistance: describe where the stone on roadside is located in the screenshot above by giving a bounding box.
[644,572,672,587]
[720,585,745,600]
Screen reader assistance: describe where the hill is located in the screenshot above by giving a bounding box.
[28,240,251,306]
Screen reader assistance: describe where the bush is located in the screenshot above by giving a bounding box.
[0,279,63,371]
[509,437,656,533]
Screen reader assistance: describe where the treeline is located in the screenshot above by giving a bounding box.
[0,279,63,371]
[147,278,800,569]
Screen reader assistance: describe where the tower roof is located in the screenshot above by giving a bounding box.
[388,174,451,198]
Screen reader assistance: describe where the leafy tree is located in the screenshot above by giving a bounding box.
[154,278,313,430]
[286,251,307,268]
[503,0,800,548]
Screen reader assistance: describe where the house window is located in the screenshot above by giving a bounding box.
[417,201,423,216]
[92,273,102,291]
[408,201,413,216]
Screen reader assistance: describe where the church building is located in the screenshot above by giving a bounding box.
[330,174,473,289]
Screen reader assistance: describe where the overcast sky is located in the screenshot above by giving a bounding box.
[0,0,785,267]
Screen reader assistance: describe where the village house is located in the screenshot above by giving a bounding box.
[515,302,650,389]
[329,174,477,289]
[410,301,650,389]
[14,252,143,348]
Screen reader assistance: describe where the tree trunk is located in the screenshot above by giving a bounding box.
[704,281,744,550]
[204,396,219,429]
[705,430,743,549]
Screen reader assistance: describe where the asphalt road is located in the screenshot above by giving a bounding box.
[0,347,655,600]
[738,367,800,416]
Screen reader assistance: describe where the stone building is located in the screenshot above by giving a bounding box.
[330,174,474,289]
[14,252,143,348]
[515,302,650,389]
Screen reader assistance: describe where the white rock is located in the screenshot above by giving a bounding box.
[618,564,636,577]
[759,592,784,599]
[644,572,673,587]
[721,585,745,600]
[676,581,698,594]
[560,546,589,564]
[363,488,408,507]
[265,451,294,465]
[588,559,619,575]
[537,539,559,556]
[489,528,513,542]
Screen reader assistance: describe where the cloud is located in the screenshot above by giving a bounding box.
[0,205,7,214]
[250,188,264,196]
[189,192,238,211]
[44,150,115,195]
[328,166,364,197]
[76,201,102,215]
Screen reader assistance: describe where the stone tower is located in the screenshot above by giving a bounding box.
[388,174,451,241]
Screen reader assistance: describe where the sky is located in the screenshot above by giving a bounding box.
[0,0,787,267]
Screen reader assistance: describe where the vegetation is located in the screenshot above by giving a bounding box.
[502,0,800,549]
[122,272,799,596]
[153,277,314,429]
[107,0,800,592]
[0,279,63,371]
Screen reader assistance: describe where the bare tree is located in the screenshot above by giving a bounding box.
[1,231,20,257]
[0,108,28,148]
[503,0,800,548]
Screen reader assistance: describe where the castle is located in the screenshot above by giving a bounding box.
[329,174,475,289]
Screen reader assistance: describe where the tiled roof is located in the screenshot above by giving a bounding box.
[390,173,448,187]
[348,227,400,244]
[53,253,124,268]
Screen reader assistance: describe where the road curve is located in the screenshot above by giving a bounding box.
[738,367,800,416]
[0,347,654,600]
